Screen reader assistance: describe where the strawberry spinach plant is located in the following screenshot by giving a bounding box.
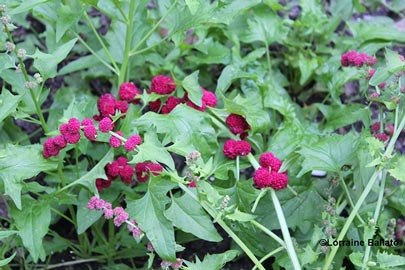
[1,0,405,270]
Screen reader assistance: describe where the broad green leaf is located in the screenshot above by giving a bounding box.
[65,149,113,194]
[297,132,359,177]
[32,38,78,79]
[348,20,405,43]
[185,0,200,15]
[184,250,240,270]
[136,105,218,159]
[0,89,22,123]
[349,252,363,267]
[316,103,369,131]
[256,185,326,233]
[0,230,18,240]
[9,0,50,14]
[127,179,177,261]
[389,155,405,182]
[9,197,51,262]
[377,251,405,267]
[0,54,15,74]
[105,21,126,63]
[0,144,58,209]
[58,54,101,75]
[129,132,175,170]
[0,253,16,267]
[215,65,255,94]
[56,4,82,42]
[298,53,318,86]
[190,38,231,65]
[223,94,270,134]
[76,190,103,234]
[165,193,222,242]
[182,71,203,107]
[211,0,262,25]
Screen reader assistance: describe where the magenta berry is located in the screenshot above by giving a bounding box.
[99,117,114,133]
[125,134,142,151]
[150,75,176,95]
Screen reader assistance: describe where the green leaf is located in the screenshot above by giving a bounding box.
[389,156,405,182]
[211,0,262,25]
[298,53,318,86]
[185,0,200,15]
[215,65,255,94]
[165,193,222,242]
[349,252,363,267]
[127,179,177,261]
[129,132,175,170]
[376,251,405,267]
[316,103,369,131]
[64,149,113,194]
[297,132,359,177]
[32,38,78,79]
[56,4,82,42]
[190,38,231,65]
[0,252,16,267]
[9,197,51,262]
[136,105,218,159]
[184,250,240,270]
[9,0,50,14]
[0,144,58,209]
[0,89,22,123]
[182,71,203,107]
[226,208,256,222]
[76,190,103,234]
[0,230,18,240]
[256,186,325,233]
[0,54,15,74]
[223,94,271,133]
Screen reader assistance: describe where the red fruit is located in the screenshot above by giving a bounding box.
[119,82,140,101]
[99,117,114,133]
[253,168,271,189]
[375,133,388,142]
[161,96,183,114]
[370,122,381,133]
[97,93,116,118]
[149,99,162,112]
[83,125,97,141]
[96,178,112,192]
[259,152,282,172]
[202,88,217,108]
[223,139,251,159]
[125,135,142,151]
[269,172,288,190]
[53,135,67,149]
[150,75,176,95]
[115,100,129,113]
[109,131,123,148]
[226,114,250,135]
[106,162,120,178]
[135,162,163,182]
[120,165,134,183]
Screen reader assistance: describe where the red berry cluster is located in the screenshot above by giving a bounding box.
[370,121,395,142]
[135,162,164,182]
[253,152,288,190]
[94,93,129,121]
[223,139,251,159]
[147,75,217,114]
[340,50,377,67]
[43,117,98,158]
[225,113,250,139]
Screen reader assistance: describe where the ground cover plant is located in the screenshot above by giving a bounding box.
[1,0,405,269]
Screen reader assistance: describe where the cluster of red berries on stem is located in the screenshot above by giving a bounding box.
[253,152,288,190]
[340,50,377,68]
[370,121,395,142]
[223,113,251,159]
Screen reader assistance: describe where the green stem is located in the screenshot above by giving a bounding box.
[361,170,387,269]
[250,220,286,248]
[323,112,405,270]
[247,153,301,270]
[119,0,136,85]
[251,188,267,213]
[339,175,366,224]
[251,246,284,270]
[236,156,240,182]
[83,12,120,74]
[271,190,301,270]
[178,183,266,270]
[5,29,49,133]
[74,32,119,76]
[129,0,178,56]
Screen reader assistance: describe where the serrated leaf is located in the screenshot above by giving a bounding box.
[0,144,58,209]
[64,149,113,194]
[182,71,203,107]
[9,197,50,262]
[136,105,218,159]
[297,132,359,177]
[56,5,82,42]
[190,38,231,65]
[126,179,177,261]
[215,65,255,94]
[129,132,175,170]
[0,89,22,123]
[9,0,50,14]
[389,156,405,181]
[185,0,200,15]
[76,190,103,234]
[32,38,77,79]
[165,193,222,242]
[376,251,405,267]
[184,250,240,270]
